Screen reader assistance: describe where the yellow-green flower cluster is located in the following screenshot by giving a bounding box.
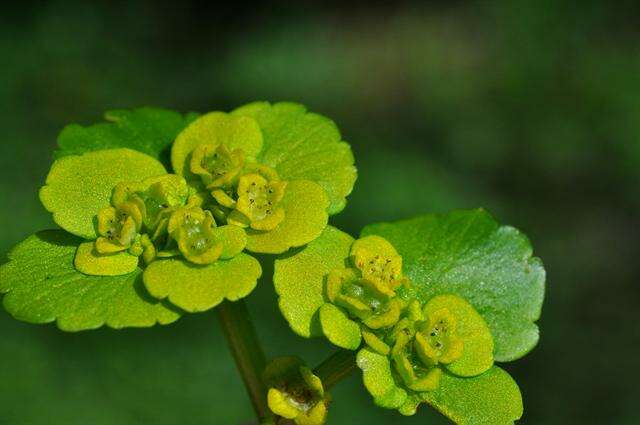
[84,110,300,270]
[386,301,464,391]
[175,113,289,234]
[92,174,239,266]
[207,161,287,232]
[323,236,472,393]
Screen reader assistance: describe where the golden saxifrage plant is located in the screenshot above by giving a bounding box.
[0,102,545,424]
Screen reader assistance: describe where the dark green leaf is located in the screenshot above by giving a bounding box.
[55,107,198,168]
[0,231,181,331]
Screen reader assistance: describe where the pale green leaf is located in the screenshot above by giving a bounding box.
[215,224,248,259]
[55,107,198,166]
[40,148,167,239]
[319,303,361,350]
[361,209,545,361]
[356,348,407,409]
[0,231,180,331]
[74,241,139,276]
[171,111,263,179]
[142,254,262,313]
[273,226,354,338]
[424,295,494,377]
[422,367,523,425]
[232,101,357,215]
[245,180,329,254]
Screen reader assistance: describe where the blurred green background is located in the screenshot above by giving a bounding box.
[1,1,638,424]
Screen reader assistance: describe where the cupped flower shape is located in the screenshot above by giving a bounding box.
[413,307,464,367]
[0,104,356,330]
[230,172,287,231]
[190,143,245,188]
[264,357,330,425]
[325,267,403,330]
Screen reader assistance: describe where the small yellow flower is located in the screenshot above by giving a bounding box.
[325,267,402,329]
[94,201,144,253]
[168,206,223,265]
[414,307,464,367]
[190,143,245,188]
[264,357,330,425]
[233,173,287,231]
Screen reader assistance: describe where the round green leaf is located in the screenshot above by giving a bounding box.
[319,303,361,350]
[74,241,139,276]
[424,294,494,377]
[273,226,354,338]
[55,107,199,166]
[422,367,523,424]
[40,148,167,239]
[214,224,248,259]
[356,348,407,410]
[171,111,263,178]
[0,231,180,331]
[142,254,262,313]
[245,179,329,254]
[361,209,545,362]
[232,101,356,215]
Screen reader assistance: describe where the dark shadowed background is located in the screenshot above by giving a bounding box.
[1,1,639,424]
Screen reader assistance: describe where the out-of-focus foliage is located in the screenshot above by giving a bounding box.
[1,1,638,424]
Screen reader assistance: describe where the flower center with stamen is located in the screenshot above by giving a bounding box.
[190,143,245,188]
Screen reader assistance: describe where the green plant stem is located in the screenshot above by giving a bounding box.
[313,349,357,390]
[217,300,275,425]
